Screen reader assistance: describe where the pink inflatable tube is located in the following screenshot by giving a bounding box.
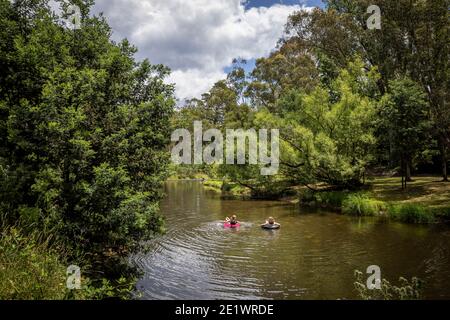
[223,222,241,228]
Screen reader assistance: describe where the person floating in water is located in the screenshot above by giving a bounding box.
[261,217,280,229]
[225,215,239,226]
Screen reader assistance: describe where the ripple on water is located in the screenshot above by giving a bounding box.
[133,181,450,300]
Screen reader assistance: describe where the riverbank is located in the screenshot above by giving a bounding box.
[0,225,137,300]
[299,177,450,224]
[168,173,252,198]
[170,175,450,224]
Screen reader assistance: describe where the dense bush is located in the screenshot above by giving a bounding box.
[0,1,174,256]
[0,224,139,300]
[315,191,348,208]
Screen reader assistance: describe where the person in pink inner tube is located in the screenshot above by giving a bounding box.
[225,214,239,226]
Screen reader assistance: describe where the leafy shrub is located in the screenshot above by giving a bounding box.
[82,277,137,300]
[316,191,348,207]
[300,189,317,203]
[0,1,174,256]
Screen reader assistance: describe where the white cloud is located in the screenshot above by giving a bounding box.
[167,68,226,102]
[87,0,312,101]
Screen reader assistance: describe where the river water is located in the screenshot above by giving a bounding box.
[134,181,450,300]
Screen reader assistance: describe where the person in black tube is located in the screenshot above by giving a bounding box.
[261,217,280,228]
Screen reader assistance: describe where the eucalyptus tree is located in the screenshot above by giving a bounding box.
[285,0,450,180]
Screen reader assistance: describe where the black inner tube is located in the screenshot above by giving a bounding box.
[262,224,280,229]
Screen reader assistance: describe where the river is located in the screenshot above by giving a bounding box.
[133,181,450,300]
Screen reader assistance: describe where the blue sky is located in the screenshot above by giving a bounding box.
[91,0,323,101]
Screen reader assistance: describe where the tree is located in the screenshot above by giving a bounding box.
[0,0,174,256]
[255,59,378,189]
[286,0,450,180]
[379,78,431,188]
[246,39,319,111]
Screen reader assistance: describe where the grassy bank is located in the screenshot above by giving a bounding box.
[0,227,79,299]
[300,177,450,224]
[0,225,137,300]
[370,177,450,219]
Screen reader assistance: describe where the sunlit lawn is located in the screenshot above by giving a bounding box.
[369,176,450,209]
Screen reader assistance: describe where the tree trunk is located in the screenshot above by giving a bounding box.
[401,158,406,190]
[439,137,449,181]
[442,146,448,182]
[405,160,413,182]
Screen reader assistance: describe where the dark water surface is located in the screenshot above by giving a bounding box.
[134,181,450,300]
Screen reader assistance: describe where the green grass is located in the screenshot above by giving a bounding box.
[370,176,450,210]
[0,227,70,300]
[388,204,434,224]
[298,177,450,223]
[0,226,138,300]
[342,194,387,216]
[431,207,450,220]
[369,176,450,223]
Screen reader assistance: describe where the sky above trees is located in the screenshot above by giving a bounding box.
[86,0,324,102]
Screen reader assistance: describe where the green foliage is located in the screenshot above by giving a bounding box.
[203,180,223,192]
[342,194,387,216]
[388,204,434,224]
[82,277,137,300]
[170,1,447,217]
[299,189,317,204]
[315,191,348,208]
[0,1,174,256]
[300,190,349,208]
[287,0,450,180]
[256,58,378,188]
[354,270,423,300]
[0,224,137,300]
[378,77,431,182]
[246,41,319,109]
[219,163,289,199]
[222,181,251,198]
[431,207,450,220]
[210,58,379,197]
[0,227,68,300]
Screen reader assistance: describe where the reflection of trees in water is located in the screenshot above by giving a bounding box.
[421,233,450,297]
[153,181,450,299]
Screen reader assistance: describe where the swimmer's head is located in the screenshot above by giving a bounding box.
[268,217,275,224]
[231,215,237,220]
